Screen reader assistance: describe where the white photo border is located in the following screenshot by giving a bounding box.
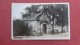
[11,3,70,40]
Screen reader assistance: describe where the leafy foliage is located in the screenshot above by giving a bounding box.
[22,4,68,26]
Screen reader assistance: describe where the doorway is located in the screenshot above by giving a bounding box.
[43,24,47,34]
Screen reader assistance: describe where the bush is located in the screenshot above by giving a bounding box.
[13,19,32,36]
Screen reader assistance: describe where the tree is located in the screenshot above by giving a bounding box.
[22,4,68,33]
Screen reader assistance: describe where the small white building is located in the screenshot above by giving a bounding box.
[22,10,58,36]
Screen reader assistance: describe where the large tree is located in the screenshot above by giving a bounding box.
[22,4,68,33]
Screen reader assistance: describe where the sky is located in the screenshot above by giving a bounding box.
[12,3,31,20]
[12,3,45,20]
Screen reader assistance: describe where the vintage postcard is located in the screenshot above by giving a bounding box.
[11,3,70,40]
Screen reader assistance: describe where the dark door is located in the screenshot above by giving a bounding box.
[43,24,47,34]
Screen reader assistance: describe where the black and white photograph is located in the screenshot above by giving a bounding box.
[11,3,70,40]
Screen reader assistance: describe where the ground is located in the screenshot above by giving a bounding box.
[15,32,70,40]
